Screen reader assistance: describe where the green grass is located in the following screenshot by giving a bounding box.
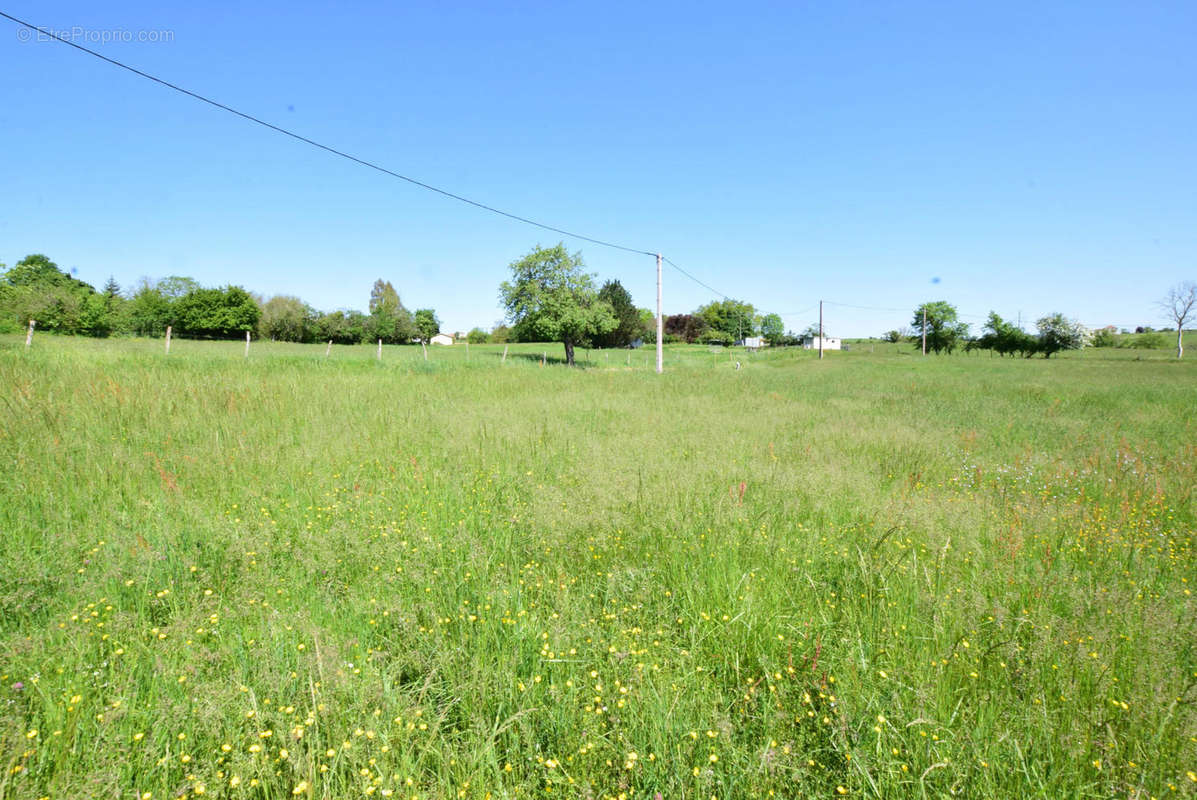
[1,335,1195,799]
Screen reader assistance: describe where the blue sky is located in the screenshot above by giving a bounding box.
[2,1,1194,336]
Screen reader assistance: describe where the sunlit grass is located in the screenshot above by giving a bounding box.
[1,335,1194,799]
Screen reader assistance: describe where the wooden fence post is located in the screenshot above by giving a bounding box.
[245,330,251,358]
[165,325,172,354]
[377,339,382,361]
[25,319,35,349]
[502,345,508,364]
[325,340,332,357]
[421,341,428,361]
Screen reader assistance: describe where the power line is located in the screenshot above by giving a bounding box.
[0,10,656,258]
[661,256,731,300]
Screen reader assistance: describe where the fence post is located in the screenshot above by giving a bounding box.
[165,325,172,354]
[502,345,508,364]
[245,330,251,358]
[377,339,382,361]
[541,352,546,367]
[25,319,35,349]
[325,340,332,358]
[421,341,428,361]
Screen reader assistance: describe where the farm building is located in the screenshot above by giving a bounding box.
[430,333,454,346]
[737,336,766,349]
[802,336,841,350]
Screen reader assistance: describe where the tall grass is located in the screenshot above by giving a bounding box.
[1,336,1194,799]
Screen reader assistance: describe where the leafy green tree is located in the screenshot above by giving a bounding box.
[414,309,440,344]
[911,301,970,354]
[126,279,174,336]
[637,308,656,344]
[499,243,616,365]
[697,299,756,342]
[489,323,511,344]
[594,280,642,348]
[366,280,415,343]
[1035,313,1090,358]
[759,313,785,345]
[174,286,260,338]
[976,312,1037,357]
[259,295,316,342]
[467,327,489,344]
[0,254,114,335]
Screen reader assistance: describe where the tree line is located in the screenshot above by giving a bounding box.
[0,254,444,345]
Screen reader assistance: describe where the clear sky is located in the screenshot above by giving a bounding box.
[2,1,1194,336]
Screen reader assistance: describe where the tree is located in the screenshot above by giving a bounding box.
[174,286,260,338]
[498,243,616,365]
[1035,313,1090,358]
[366,280,414,343]
[259,295,315,342]
[467,327,489,344]
[697,299,756,343]
[413,309,440,344]
[490,323,512,344]
[595,280,642,348]
[663,314,708,344]
[911,301,970,354]
[0,254,114,335]
[1158,281,1196,359]
[799,323,825,340]
[759,313,785,345]
[977,312,1037,357]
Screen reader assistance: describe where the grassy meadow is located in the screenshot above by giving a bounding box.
[1,335,1195,799]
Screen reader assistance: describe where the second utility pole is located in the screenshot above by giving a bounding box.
[656,253,663,374]
[819,300,824,360]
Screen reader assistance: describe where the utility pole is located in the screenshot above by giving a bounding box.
[921,308,927,355]
[656,253,663,374]
[818,301,824,360]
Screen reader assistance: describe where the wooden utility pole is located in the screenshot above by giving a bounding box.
[165,325,172,354]
[656,253,663,374]
[25,319,35,349]
[921,308,927,355]
[818,301,824,360]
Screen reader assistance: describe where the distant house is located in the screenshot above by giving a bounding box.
[802,336,841,350]
[738,336,766,349]
[430,333,454,346]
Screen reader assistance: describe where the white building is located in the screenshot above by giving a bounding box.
[430,333,454,346]
[802,336,841,350]
[738,336,766,349]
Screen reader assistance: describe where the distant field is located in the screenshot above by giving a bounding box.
[1,335,1194,799]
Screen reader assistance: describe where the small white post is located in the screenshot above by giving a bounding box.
[165,325,172,354]
[24,319,35,349]
[541,352,546,367]
[421,341,428,361]
[245,330,251,358]
[377,339,382,361]
[325,340,332,357]
[502,345,508,363]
